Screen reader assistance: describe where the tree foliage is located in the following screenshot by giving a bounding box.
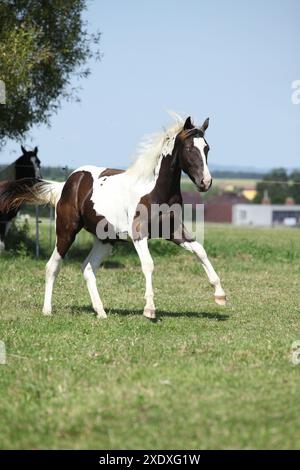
[0,0,100,146]
[255,168,300,204]
[289,170,300,204]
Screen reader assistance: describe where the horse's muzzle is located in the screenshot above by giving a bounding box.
[198,178,213,192]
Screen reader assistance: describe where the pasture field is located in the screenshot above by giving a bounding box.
[0,222,300,449]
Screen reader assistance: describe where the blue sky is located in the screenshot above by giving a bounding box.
[2,0,300,171]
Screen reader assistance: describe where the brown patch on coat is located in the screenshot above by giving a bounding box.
[132,127,207,244]
[99,168,124,178]
[132,148,191,243]
[55,170,120,256]
[55,172,85,257]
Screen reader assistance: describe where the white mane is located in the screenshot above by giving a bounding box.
[126,112,184,180]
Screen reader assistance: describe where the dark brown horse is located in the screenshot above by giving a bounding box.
[0,116,226,319]
[0,146,41,251]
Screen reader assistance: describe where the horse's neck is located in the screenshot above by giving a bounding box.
[150,153,182,204]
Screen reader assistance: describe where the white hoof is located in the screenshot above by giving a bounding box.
[143,308,156,320]
[214,295,227,306]
[42,309,52,316]
[96,310,107,319]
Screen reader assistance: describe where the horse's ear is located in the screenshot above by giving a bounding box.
[200,117,209,132]
[21,145,26,154]
[33,146,38,156]
[183,116,194,130]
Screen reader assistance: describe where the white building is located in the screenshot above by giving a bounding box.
[233,204,300,227]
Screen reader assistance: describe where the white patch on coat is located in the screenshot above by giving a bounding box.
[72,165,106,177]
[193,137,212,186]
[30,157,41,178]
[73,163,162,236]
[161,135,176,157]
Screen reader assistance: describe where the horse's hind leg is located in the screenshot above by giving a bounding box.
[43,246,62,315]
[81,238,112,319]
[43,207,81,316]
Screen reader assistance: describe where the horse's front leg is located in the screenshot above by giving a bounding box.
[171,224,226,305]
[181,240,226,305]
[133,238,156,319]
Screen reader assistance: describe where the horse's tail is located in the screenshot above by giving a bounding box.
[0,178,64,212]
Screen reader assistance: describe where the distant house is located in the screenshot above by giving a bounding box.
[204,192,249,223]
[183,190,300,227]
[233,204,300,227]
[242,189,257,201]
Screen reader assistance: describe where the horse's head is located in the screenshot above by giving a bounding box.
[16,145,42,179]
[177,116,212,192]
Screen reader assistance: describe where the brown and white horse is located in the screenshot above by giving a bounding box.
[0,116,226,319]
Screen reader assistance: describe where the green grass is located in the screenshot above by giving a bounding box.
[0,223,300,449]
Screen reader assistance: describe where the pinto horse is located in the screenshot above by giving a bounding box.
[0,145,41,251]
[0,116,226,319]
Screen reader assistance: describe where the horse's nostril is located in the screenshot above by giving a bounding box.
[198,178,212,192]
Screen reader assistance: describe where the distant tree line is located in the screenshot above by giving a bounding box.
[254,169,300,204]
[212,170,266,179]
[0,164,73,181]
[39,165,74,181]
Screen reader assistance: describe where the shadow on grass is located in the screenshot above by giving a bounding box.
[102,260,125,269]
[71,305,229,321]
